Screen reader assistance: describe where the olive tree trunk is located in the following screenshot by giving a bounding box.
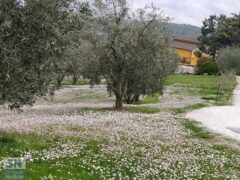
[72,75,80,85]
[115,93,123,110]
[114,81,124,110]
[56,75,65,89]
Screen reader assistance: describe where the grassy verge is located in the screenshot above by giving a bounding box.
[166,74,216,86]
[181,119,215,139]
[171,103,207,114]
[166,74,236,105]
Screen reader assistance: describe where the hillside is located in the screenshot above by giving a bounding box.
[163,23,201,39]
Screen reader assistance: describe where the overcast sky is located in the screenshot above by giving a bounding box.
[132,0,240,27]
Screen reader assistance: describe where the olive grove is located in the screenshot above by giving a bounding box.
[0,0,177,110]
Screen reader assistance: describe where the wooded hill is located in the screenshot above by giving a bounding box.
[163,22,201,38]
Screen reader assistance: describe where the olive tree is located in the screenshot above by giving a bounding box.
[86,0,177,110]
[65,40,91,85]
[124,49,178,104]
[0,0,72,108]
[217,46,240,75]
[54,2,93,87]
[214,73,236,103]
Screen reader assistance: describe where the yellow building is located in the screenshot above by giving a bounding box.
[171,37,202,66]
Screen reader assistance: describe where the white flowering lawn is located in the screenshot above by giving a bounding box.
[0,75,239,179]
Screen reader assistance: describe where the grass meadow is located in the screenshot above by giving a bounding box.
[0,75,239,179]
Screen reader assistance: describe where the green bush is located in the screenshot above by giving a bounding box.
[199,60,219,75]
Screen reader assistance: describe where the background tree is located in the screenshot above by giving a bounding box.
[219,13,240,47]
[66,40,90,85]
[54,2,92,87]
[0,0,72,108]
[86,1,177,110]
[217,46,240,75]
[198,15,226,57]
[199,13,240,57]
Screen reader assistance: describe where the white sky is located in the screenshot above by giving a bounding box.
[132,0,240,27]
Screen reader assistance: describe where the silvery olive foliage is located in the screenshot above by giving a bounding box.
[0,0,177,110]
[217,46,240,75]
[85,0,178,109]
[0,0,73,109]
[54,2,93,87]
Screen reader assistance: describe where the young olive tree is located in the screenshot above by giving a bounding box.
[0,0,72,109]
[214,73,236,104]
[86,0,177,110]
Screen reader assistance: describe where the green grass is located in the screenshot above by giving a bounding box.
[211,144,240,173]
[182,119,215,139]
[54,106,160,115]
[136,94,160,104]
[125,106,160,114]
[0,131,57,164]
[171,103,207,114]
[0,130,238,179]
[211,144,240,156]
[166,74,215,86]
[0,131,160,179]
[74,92,104,100]
[0,131,103,179]
[166,74,236,105]
[62,79,90,85]
[0,74,239,178]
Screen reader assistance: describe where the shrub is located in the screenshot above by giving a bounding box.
[199,60,219,75]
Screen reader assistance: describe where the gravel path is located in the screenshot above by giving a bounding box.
[186,76,240,141]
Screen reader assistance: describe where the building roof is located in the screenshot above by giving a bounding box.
[171,36,201,51]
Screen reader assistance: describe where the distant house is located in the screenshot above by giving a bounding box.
[171,36,209,66]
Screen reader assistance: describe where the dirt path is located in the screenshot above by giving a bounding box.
[186,76,240,141]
